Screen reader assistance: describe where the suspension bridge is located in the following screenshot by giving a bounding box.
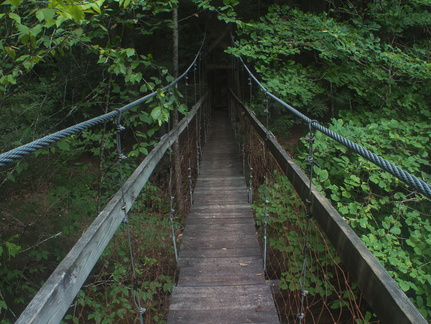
[1,37,430,324]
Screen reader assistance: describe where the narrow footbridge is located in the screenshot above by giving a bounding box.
[2,42,430,324]
[167,111,279,323]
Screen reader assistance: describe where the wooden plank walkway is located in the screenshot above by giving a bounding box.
[167,110,279,323]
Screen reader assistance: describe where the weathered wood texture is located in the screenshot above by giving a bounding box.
[167,110,279,324]
[229,92,427,324]
[16,94,208,324]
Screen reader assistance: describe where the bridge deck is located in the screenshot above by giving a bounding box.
[167,110,279,323]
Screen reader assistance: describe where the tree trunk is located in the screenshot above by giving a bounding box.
[172,5,184,214]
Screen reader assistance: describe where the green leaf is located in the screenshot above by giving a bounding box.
[69,5,84,23]
[5,47,16,60]
[90,2,102,14]
[17,24,30,37]
[16,54,29,62]
[8,12,21,24]
[9,0,20,8]
[319,169,328,182]
[338,206,349,214]
[139,147,148,155]
[7,172,16,182]
[31,24,43,37]
[42,8,56,23]
[398,281,410,292]
[5,241,21,257]
[57,140,70,151]
[390,226,401,235]
[151,106,162,121]
[330,193,340,201]
[126,48,135,57]
[359,218,368,229]
[178,103,188,115]
[341,190,351,198]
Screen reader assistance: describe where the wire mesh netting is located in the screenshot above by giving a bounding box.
[229,95,379,324]
[63,96,210,323]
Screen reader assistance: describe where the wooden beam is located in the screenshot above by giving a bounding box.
[16,93,208,324]
[229,91,427,324]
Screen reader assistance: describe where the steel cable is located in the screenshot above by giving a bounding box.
[0,35,206,168]
[237,56,431,199]
[115,111,146,323]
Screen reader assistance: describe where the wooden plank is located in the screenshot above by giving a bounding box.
[230,92,427,324]
[196,176,245,181]
[187,212,254,219]
[177,256,265,286]
[16,94,209,324]
[181,229,258,244]
[168,311,278,324]
[192,196,248,204]
[180,234,260,250]
[168,285,279,323]
[192,188,247,197]
[183,223,257,234]
[179,247,262,259]
[185,216,255,225]
[187,212,253,220]
[190,203,251,210]
[199,170,243,177]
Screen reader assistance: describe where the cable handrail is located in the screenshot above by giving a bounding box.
[229,90,428,324]
[237,55,431,199]
[0,35,206,168]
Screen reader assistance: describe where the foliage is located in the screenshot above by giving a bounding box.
[0,0,184,156]
[0,0,224,319]
[63,183,176,323]
[228,4,431,119]
[296,109,431,319]
[252,171,370,320]
[0,235,26,323]
[194,0,239,23]
[0,0,184,90]
[229,4,431,318]
[0,0,233,321]
[0,142,100,321]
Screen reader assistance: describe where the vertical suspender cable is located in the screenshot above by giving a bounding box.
[297,120,320,323]
[262,92,270,272]
[248,77,252,109]
[185,74,189,106]
[196,108,200,176]
[242,142,245,176]
[199,108,203,160]
[200,53,203,98]
[168,140,179,262]
[193,63,197,104]
[165,92,179,263]
[115,110,146,324]
[187,117,193,205]
[185,73,194,204]
[248,120,253,204]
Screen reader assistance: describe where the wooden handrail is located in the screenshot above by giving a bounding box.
[229,91,426,324]
[16,93,209,324]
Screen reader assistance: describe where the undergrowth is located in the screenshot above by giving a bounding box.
[253,171,377,323]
